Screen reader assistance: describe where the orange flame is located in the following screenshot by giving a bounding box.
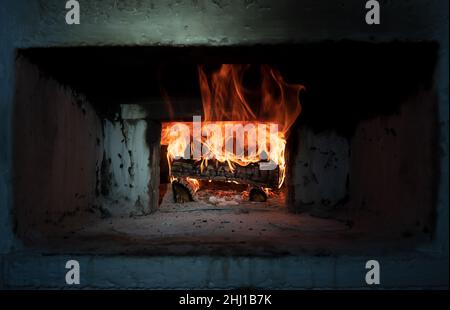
[186,177,200,193]
[198,65,304,133]
[161,64,304,188]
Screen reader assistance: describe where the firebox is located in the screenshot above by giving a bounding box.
[13,43,439,256]
[161,63,302,208]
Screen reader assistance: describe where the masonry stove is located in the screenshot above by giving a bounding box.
[13,43,439,257]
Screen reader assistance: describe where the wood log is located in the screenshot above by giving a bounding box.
[171,159,279,188]
[172,178,199,203]
[249,187,268,202]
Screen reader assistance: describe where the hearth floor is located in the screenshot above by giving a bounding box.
[26,188,426,256]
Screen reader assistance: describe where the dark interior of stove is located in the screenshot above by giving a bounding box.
[12,42,439,256]
[20,43,437,126]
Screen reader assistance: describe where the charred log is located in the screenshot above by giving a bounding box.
[171,159,279,188]
[249,187,268,202]
[172,178,199,203]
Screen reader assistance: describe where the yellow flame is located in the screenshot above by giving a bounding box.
[161,121,287,188]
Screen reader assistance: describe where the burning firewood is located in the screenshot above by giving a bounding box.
[172,177,199,203]
[249,187,268,202]
[161,64,304,205]
[171,159,279,189]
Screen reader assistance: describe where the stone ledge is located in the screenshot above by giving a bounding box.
[0,252,447,289]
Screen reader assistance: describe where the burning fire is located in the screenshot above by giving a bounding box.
[185,177,200,193]
[161,64,304,189]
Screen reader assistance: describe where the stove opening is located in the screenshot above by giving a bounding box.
[160,64,301,209]
[13,43,439,256]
